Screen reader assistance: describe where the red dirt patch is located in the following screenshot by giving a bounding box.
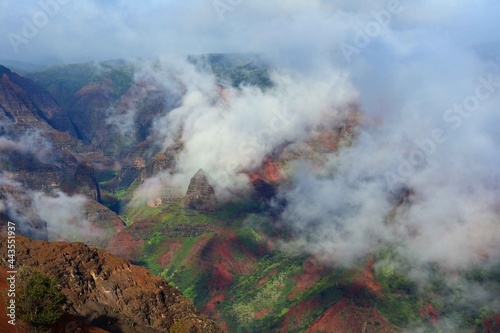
[306,298,396,333]
[257,269,279,288]
[419,304,440,330]
[257,276,269,288]
[186,234,213,264]
[206,230,256,279]
[288,258,326,300]
[211,261,234,289]
[187,229,261,322]
[255,308,271,319]
[250,159,287,184]
[480,314,500,333]
[159,240,182,267]
[106,231,144,260]
[280,297,321,333]
[219,321,228,332]
[0,267,27,333]
[350,258,383,298]
[203,293,226,316]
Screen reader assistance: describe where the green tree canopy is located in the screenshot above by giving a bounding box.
[17,270,66,333]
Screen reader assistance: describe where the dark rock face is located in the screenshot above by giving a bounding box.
[0,65,77,135]
[73,162,101,201]
[69,86,112,145]
[0,236,223,333]
[184,169,217,214]
[0,66,96,193]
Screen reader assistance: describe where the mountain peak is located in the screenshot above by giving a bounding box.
[194,168,206,179]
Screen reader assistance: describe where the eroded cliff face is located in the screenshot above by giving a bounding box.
[0,235,223,333]
[0,65,76,135]
[0,65,101,190]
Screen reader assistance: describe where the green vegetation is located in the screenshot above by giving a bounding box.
[123,204,164,225]
[95,169,119,184]
[27,61,134,103]
[160,235,212,304]
[374,247,423,327]
[373,247,500,332]
[17,270,66,333]
[215,200,261,222]
[188,53,273,89]
[121,194,500,333]
[169,321,189,333]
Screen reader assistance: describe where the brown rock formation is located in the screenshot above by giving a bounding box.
[184,169,217,214]
[0,235,223,333]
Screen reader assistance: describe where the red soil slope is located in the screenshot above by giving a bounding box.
[288,258,326,300]
[306,298,396,333]
[283,259,396,333]
[198,229,262,320]
[249,159,287,184]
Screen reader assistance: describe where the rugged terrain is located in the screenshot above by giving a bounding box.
[0,235,222,333]
[1,59,499,333]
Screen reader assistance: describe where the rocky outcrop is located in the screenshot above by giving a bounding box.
[147,195,179,208]
[0,235,223,333]
[184,169,217,214]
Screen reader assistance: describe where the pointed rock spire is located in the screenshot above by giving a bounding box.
[184,169,217,214]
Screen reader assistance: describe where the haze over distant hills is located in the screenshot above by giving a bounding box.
[0,59,49,72]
